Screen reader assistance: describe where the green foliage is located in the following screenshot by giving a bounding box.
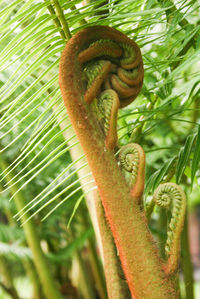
[0,224,23,243]
[0,242,32,261]
[176,133,196,184]
[48,227,93,263]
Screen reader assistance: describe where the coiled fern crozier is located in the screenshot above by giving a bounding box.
[59,25,185,298]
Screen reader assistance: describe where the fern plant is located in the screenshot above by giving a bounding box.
[0,0,199,298]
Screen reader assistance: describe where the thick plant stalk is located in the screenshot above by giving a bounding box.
[59,25,178,298]
[57,111,130,298]
[0,157,62,299]
[61,115,130,298]
[53,111,103,254]
[95,192,131,299]
[53,109,108,299]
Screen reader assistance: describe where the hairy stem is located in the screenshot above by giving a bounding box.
[95,192,131,299]
[53,110,107,299]
[59,25,178,298]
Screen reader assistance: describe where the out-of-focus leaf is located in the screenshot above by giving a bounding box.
[176,134,196,184]
[191,125,200,187]
[0,242,32,261]
[145,156,177,194]
[48,228,93,263]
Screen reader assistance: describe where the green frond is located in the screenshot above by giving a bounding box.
[21,174,94,225]
[41,180,96,222]
[15,156,88,221]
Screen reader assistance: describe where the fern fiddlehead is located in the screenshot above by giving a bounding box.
[59,26,179,298]
[76,27,144,150]
[153,183,186,275]
[119,143,145,202]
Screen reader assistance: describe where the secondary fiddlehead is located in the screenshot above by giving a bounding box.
[153,183,186,275]
[98,89,120,150]
[76,27,144,150]
[119,143,145,202]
